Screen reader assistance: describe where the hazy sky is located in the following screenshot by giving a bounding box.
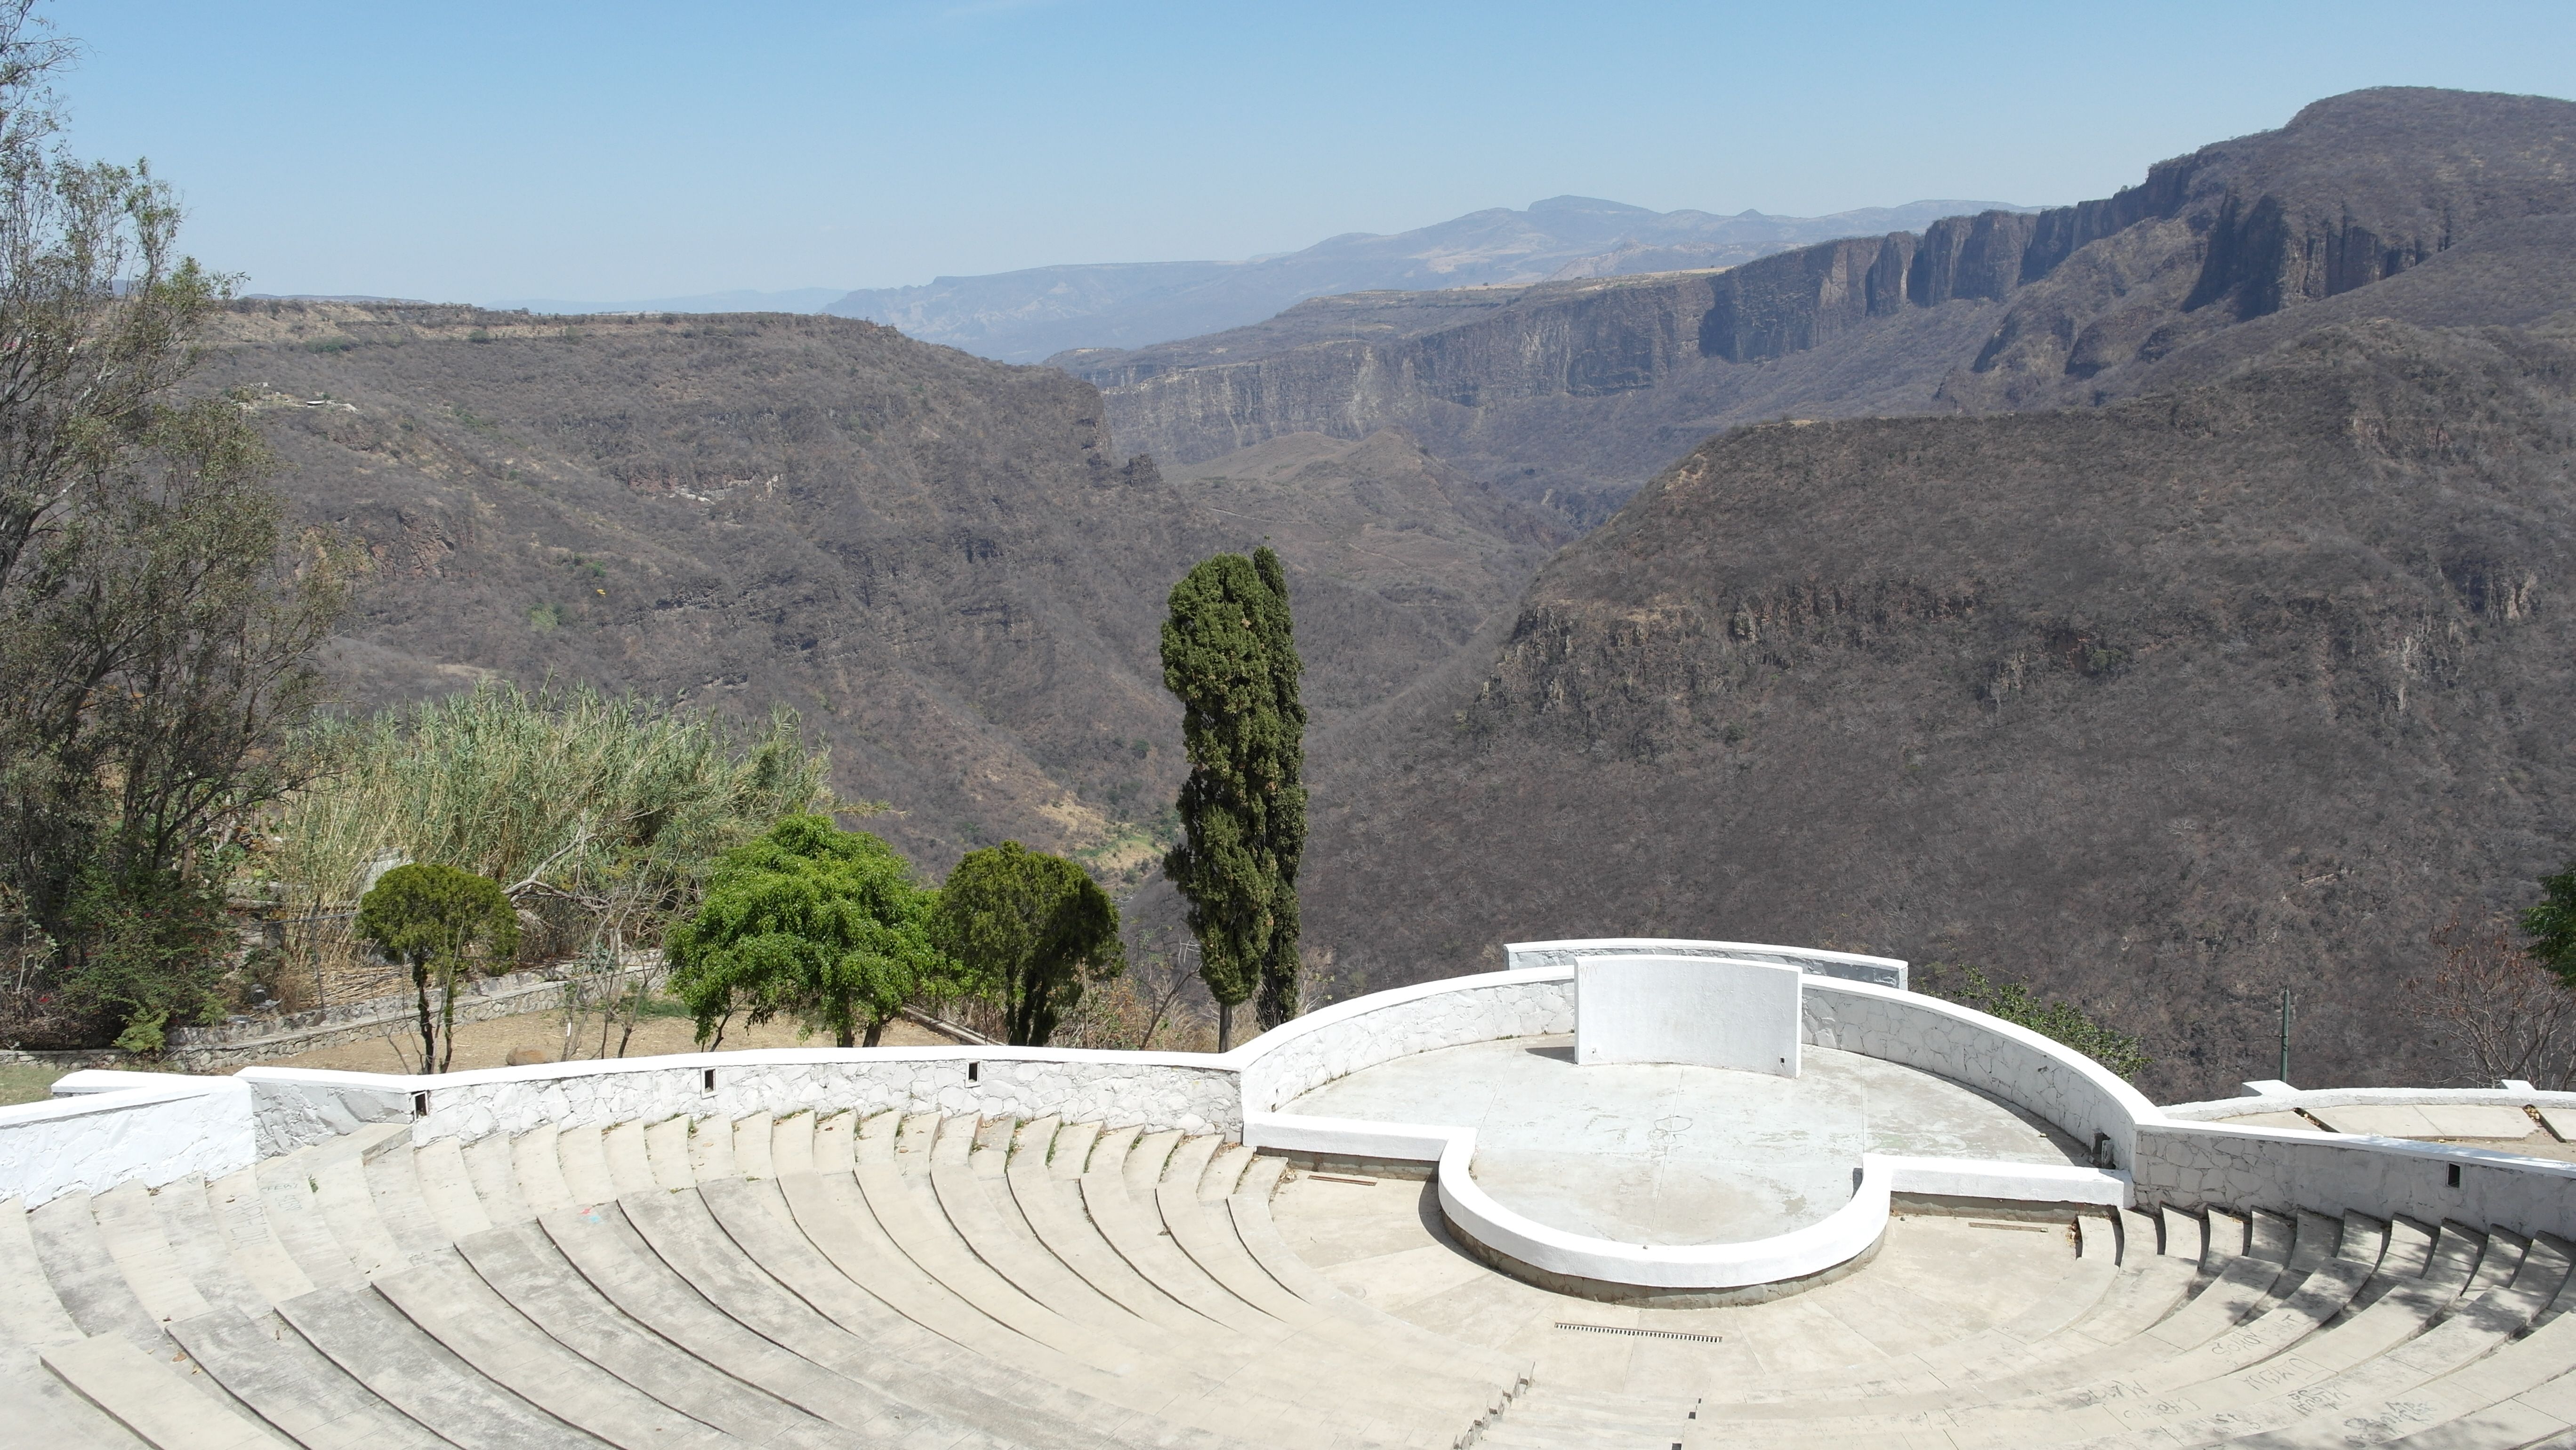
[56,0,2576,304]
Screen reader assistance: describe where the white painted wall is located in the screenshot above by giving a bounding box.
[1575,954,1801,1076]
[1508,938,1907,990]
[0,1077,256,1206]
[237,1047,1242,1149]
[2160,1084,2576,1120]
[1800,978,2157,1169]
[2133,1120,2576,1241]
[1232,968,1572,1114]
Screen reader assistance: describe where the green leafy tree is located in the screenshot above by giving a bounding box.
[355,863,520,1073]
[1159,546,1306,1049]
[2522,862,2576,989]
[1927,963,2153,1081]
[932,841,1120,1047]
[0,4,354,1048]
[663,815,946,1049]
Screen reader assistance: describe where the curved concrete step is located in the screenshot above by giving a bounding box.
[249,1159,365,1296]
[29,1192,170,1353]
[1146,1142,1513,1412]
[713,1169,1282,1450]
[145,1181,273,1324]
[1694,1213,2413,1437]
[201,1172,315,1309]
[1223,1174,1534,1391]
[534,1199,1018,1450]
[926,1119,1334,1410]
[934,1117,1506,1433]
[39,1331,286,1450]
[1696,1223,2563,1449]
[371,1251,745,1450]
[636,1181,1247,1450]
[0,1342,154,1447]
[274,1284,616,1450]
[0,1195,84,1349]
[449,1221,853,1450]
[89,1184,216,1332]
[167,1307,449,1450]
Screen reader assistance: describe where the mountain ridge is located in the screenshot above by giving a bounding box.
[1063,87,2576,527]
[822,196,2028,363]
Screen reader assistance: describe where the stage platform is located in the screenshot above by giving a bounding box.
[1287,1031,2089,1244]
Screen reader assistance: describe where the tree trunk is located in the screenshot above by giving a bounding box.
[1217,999,1234,1053]
[837,1020,855,1048]
[438,964,459,1073]
[863,1017,885,1048]
[413,961,437,1075]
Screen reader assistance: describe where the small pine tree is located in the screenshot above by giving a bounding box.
[355,863,520,1072]
[1159,547,1306,1049]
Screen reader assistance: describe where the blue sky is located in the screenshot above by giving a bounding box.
[56,0,2576,304]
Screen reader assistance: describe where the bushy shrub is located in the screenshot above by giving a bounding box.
[1924,963,2153,1081]
[665,815,947,1049]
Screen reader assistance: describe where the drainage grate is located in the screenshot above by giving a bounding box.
[1968,1221,2049,1233]
[1554,1322,1724,1344]
[1306,1173,1378,1186]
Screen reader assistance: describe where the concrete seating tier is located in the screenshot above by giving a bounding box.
[14,1112,2576,1449]
[1265,1158,2576,1450]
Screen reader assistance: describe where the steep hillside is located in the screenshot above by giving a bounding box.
[1064,89,2576,526]
[1301,319,2576,1101]
[201,303,1558,878]
[827,196,2021,363]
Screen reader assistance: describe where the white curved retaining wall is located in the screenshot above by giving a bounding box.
[1233,968,1573,1115]
[2159,1085,2576,1120]
[1508,938,1908,990]
[1800,978,2157,1168]
[2133,1121,2576,1243]
[0,1077,257,1205]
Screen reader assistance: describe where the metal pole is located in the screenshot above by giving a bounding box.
[2278,987,2293,1084]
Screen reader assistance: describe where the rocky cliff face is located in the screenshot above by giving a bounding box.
[1066,89,2576,525]
[1300,318,2576,1101]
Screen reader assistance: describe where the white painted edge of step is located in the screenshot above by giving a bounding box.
[1243,1110,2130,1289]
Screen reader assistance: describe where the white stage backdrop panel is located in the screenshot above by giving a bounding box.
[1575,954,1803,1076]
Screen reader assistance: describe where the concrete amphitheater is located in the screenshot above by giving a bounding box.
[7,940,2576,1449]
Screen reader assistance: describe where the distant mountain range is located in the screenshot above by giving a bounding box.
[818,197,2028,362]
[468,198,2026,363]
[486,287,850,316]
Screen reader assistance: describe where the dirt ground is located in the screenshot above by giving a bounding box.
[265,1006,961,1074]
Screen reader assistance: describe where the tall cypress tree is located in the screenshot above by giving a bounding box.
[1160,547,1306,1049]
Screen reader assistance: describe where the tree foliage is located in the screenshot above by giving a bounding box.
[1159,546,1305,1047]
[1926,963,2154,1081]
[664,815,946,1049]
[0,3,353,1048]
[932,840,1120,1047]
[266,682,829,944]
[2522,861,2576,989]
[2410,913,2576,1089]
[354,862,517,1073]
